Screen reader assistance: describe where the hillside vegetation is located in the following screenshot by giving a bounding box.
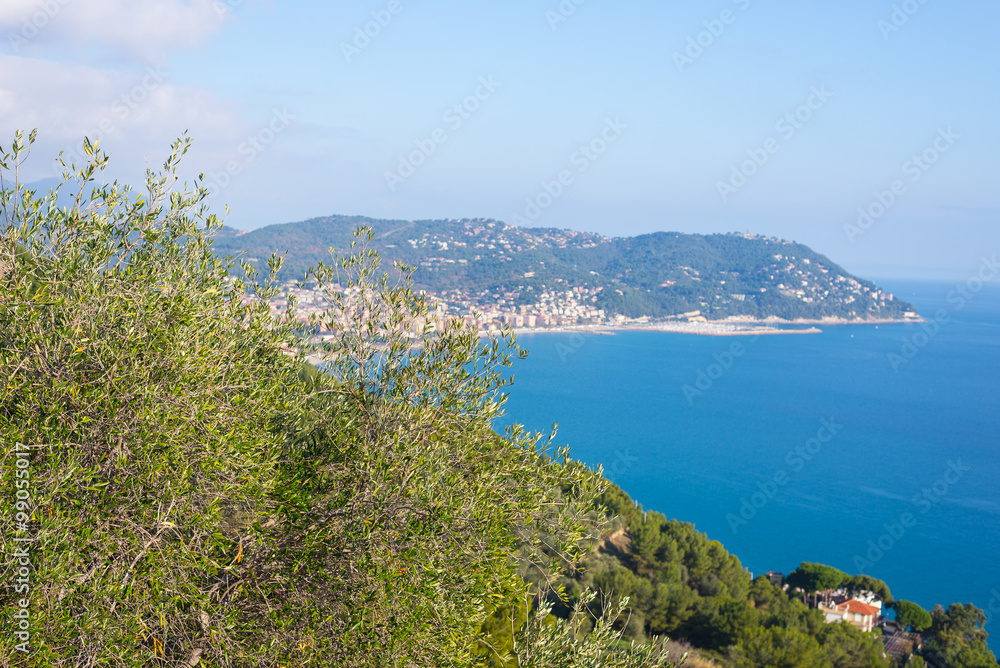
[523,483,997,668]
[2,134,990,667]
[0,133,678,667]
[210,214,917,321]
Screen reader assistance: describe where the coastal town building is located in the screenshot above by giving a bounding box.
[817,597,881,633]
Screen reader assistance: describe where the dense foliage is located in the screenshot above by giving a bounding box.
[517,483,997,668]
[534,485,892,667]
[0,133,681,667]
[895,600,933,632]
[924,604,997,667]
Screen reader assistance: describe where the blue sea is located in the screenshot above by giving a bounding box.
[501,279,1000,651]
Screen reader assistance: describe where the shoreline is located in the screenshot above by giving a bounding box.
[504,324,817,337]
[483,316,920,338]
[740,316,924,326]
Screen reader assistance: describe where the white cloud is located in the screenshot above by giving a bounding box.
[0,0,63,23]
[2,0,234,62]
[0,54,254,181]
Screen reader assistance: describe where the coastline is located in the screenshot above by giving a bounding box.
[504,324,816,337]
[307,316,898,361]
[741,315,925,326]
[487,316,919,338]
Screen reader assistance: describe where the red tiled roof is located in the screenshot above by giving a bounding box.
[841,599,879,616]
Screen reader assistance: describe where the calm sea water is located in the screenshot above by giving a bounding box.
[501,279,1000,649]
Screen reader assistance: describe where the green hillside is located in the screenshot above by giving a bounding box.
[9,134,988,667]
[212,215,917,321]
[504,480,997,668]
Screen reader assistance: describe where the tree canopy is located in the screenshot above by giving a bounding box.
[894,600,933,633]
[924,603,997,668]
[786,563,851,596]
[847,574,894,607]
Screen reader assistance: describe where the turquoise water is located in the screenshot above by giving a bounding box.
[501,279,1000,649]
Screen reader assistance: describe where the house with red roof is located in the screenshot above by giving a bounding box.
[818,597,881,633]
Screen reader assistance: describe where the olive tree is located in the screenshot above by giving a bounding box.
[1,132,675,667]
[0,131,302,666]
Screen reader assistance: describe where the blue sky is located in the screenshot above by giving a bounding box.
[1,0,997,278]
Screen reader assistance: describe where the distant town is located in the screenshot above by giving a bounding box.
[263,272,918,339]
[212,215,921,335]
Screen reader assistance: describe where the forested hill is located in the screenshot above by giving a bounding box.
[211,215,917,321]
